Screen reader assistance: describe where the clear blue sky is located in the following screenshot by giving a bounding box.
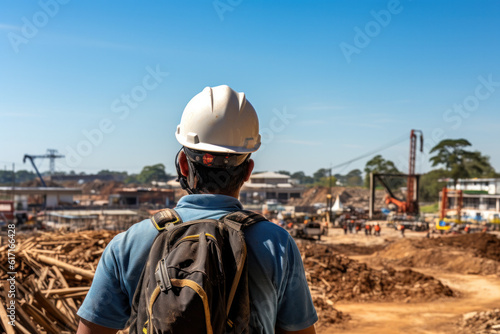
[1,0,499,178]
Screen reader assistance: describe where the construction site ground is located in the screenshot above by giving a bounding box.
[312,226,500,334]
[2,223,500,333]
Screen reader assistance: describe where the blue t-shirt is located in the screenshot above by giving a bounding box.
[77,194,317,332]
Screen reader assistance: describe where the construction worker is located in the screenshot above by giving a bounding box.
[76,86,318,333]
[464,224,470,234]
[374,223,381,236]
[400,223,405,237]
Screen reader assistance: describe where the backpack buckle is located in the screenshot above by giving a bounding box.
[155,259,172,292]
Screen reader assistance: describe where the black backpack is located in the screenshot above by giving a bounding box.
[129,208,267,334]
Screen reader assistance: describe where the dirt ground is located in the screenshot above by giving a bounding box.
[313,225,500,334]
[3,223,499,333]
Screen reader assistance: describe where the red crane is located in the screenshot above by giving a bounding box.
[406,130,423,213]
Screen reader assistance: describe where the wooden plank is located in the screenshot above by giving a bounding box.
[44,278,56,298]
[7,300,39,334]
[41,287,90,296]
[50,291,89,299]
[37,240,82,246]
[12,321,31,334]
[19,251,42,277]
[30,285,78,332]
[0,296,16,334]
[21,303,59,334]
[56,299,76,324]
[31,254,94,280]
[51,267,78,314]
[29,249,62,255]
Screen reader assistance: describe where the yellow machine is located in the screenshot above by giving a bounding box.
[435,217,453,231]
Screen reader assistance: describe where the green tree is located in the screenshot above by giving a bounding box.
[124,174,139,184]
[15,170,37,183]
[464,151,499,178]
[313,168,329,183]
[429,139,497,184]
[290,171,314,184]
[97,169,128,181]
[419,169,449,202]
[364,155,401,188]
[137,163,169,184]
[345,169,363,187]
[335,169,363,187]
[314,175,337,188]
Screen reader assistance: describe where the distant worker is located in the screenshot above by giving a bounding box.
[374,223,381,236]
[343,222,348,235]
[464,224,470,234]
[399,223,405,237]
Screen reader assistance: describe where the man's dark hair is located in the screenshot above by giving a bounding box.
[191,158,250,195]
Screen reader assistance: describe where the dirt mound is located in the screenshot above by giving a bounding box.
[373,233,500,275]
[288,186,387,210]
[81,180,124,198]
[456,309,500,334]
[327,243,386,256]
[299,243,454,327]
[20,179,62,187]
[421,233,500,262]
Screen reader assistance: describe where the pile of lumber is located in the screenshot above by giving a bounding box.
[0,230,122,334]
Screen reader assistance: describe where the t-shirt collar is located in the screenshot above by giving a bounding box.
[176,194,243,211]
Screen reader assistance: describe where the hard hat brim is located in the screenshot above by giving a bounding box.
[176,131,260,154]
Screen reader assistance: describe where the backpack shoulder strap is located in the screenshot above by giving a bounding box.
[151,208,183,232]
[222,210,267,231]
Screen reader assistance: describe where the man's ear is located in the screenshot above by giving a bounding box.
[244,159,254,182]
[179,150,189,177]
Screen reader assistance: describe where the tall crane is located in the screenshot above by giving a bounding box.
[369,130,424,219]
[23,149,65,187]
[407,130,423,213]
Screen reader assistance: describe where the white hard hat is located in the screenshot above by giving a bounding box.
[175,85,261,154]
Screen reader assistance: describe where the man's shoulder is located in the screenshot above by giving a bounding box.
[105,219,157,256]
[244,219,294,247]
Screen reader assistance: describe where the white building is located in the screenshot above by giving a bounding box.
[239,172,303,204]
[0,186,82,210]
[445,178,500,221]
